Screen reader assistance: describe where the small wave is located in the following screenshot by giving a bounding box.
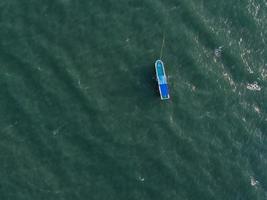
[261,68,267,80]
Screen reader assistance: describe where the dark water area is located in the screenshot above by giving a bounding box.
[0,0,266,199]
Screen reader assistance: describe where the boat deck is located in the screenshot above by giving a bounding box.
[155,60,170,100]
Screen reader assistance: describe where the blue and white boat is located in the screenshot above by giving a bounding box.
[155,60,170,100]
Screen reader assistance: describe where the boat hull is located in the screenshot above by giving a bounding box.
[155,60,170,100]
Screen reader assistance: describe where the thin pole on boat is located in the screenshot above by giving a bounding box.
[160,31,165,60]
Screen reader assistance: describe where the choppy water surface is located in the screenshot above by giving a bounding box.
[0,0,266,199]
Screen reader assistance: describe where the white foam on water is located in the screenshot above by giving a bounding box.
[238,38,243,46]
[246,82,261,91]
[214,46,223,57]
[222,71,236,91]
[250,176,259,187]
[241,49,256,74]
[254,105,260,114]
[192,85,196,91]
[138,176,145,182]
[247,0,261,21]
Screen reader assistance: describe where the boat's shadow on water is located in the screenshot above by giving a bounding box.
[139,63,159,98]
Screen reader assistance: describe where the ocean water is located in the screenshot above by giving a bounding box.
[0,0,266,199]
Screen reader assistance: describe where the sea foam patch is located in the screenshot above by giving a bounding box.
[250,176,259,187]
[246,82,261,91]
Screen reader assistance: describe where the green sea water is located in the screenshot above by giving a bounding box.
[0,0,267,199]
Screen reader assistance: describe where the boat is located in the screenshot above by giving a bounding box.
[155,60,170,100]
